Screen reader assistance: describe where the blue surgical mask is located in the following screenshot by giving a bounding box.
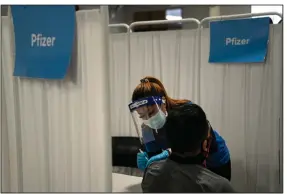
[144,110,167,130]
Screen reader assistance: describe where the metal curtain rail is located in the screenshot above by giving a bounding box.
[196,12,283,105]
[108,23,130,32]
[129,18,200,32]
[109,12,282,104]
[196,26,201,104]
[200,11,283,26]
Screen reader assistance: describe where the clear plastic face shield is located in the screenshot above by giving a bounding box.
[128,96,167,145]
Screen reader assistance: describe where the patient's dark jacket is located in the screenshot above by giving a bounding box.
[141,155,235,193]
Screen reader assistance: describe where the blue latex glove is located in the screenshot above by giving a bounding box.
[146,150,169,167]
[137,152,149,171]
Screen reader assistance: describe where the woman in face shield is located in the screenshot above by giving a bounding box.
[129,76,232,181]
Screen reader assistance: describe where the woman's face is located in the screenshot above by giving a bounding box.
[136,103,166,120]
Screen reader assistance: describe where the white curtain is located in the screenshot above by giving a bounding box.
[109,25,283,192]
[1,9,112,192]
[109,33,131,137]
[0,6,2,191]
[109,30,199,137]
[200,24,282,192]
[2,10,283,192]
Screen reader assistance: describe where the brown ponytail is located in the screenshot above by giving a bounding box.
[132,76,189,110]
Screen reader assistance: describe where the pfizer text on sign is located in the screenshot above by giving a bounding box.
[209,17,270,63]
[11,6,75,79]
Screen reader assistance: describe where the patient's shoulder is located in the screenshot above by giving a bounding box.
[216,177,235,192]
[141,160,167,192]
[200,167,235,192]
[143,159,166,179]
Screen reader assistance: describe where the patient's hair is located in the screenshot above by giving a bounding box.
[165,103,209,153]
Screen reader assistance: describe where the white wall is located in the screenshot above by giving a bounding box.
[112,5,252,24]
[118,5,210,29]
[207,5,251,27]
[122,5,171,24]
[181,6,210,29]
[209,5,251,16]
[1,5,253,28]
[220,5,251,15]
[110,5,252,30]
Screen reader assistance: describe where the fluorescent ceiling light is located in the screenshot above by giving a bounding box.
[166,15,182,20]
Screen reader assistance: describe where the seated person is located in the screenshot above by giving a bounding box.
[141,103,235,193]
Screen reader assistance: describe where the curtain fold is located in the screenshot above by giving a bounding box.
[2,12,283,193]
[109,30,199,137]
[109,33,131,137]
[1,10,111,192]
[109,25,282,192]
[199,24,282,192]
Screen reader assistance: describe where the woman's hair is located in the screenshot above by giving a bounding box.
[131,76,189,110]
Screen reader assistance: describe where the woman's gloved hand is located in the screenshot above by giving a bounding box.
[137,152,149,171]
[146,150,169,167]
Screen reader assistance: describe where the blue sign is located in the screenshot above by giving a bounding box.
[209,17,270,63]
[11,5,75,79]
